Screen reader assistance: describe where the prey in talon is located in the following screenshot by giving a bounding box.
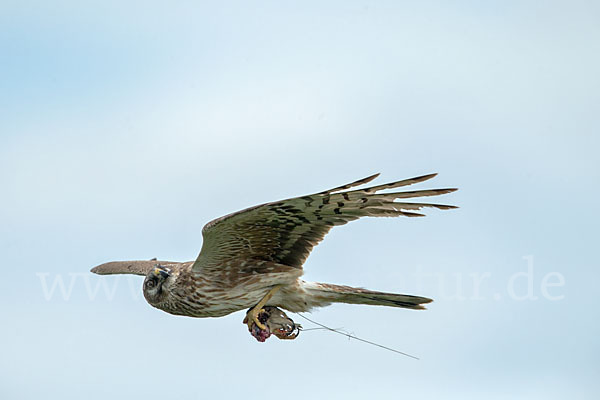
[90,173,457,342]
[243,306,301,342]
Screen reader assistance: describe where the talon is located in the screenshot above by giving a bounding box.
[245,307,271,342]
[243,286,283,342]
[246,308,267,331]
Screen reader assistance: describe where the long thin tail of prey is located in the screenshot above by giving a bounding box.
[306,282,432,310]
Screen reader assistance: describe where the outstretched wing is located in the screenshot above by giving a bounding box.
[191,173,457,274]
[91,260,177,276]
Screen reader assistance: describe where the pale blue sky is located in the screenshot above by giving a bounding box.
[1,1,599,399]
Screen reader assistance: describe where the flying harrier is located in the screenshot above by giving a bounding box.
[92,173,457,339]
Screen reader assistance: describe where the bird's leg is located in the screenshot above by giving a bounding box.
[244,285,281,331]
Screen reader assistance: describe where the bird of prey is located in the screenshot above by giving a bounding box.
[91,173,457,340]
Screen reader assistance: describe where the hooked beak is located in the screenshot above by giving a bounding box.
[153,265,171,279]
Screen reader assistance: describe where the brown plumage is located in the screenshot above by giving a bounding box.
[91,173,457,320]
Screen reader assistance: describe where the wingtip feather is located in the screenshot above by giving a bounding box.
[414,172,438,182]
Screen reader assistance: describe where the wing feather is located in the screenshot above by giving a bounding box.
[192,173,457,273]
[91,260,177,276]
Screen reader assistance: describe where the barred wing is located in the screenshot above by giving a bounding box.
[192,173,457,273]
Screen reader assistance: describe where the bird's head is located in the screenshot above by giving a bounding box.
[143,265,173,305]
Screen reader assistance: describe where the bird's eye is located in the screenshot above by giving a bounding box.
[146,280,156,288]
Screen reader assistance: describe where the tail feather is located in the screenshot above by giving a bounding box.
[308,282,432,310]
